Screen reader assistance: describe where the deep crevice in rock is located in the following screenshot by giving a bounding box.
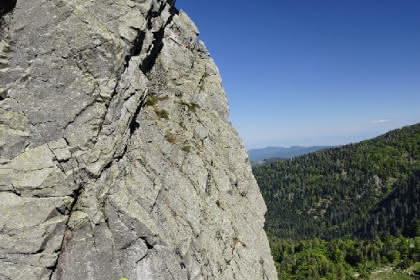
[0,91,8,101]
[0,0,16,18]
[129,94,147,135]
[140,236,154,250]
[0,0,16,32]
[140,5,179,74]
[124,29,146,68]
[139,28,164,74]
[146,1,167,29]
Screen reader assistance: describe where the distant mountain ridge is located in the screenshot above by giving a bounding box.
[248,146,331,162]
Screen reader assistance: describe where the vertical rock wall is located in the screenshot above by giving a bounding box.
[0,0,277,279]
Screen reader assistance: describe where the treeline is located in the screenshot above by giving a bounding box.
[270,235,420,279]
[254,123,420,240]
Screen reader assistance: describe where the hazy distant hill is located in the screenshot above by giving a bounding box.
[248,146,330,162]
[253,123,420,240]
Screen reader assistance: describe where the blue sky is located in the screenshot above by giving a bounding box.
[176,0,420,148]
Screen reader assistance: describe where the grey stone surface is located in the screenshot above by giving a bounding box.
[0,0,277,279]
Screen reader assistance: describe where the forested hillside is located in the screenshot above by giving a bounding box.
[254,123,420,240]
[254,124,420,279]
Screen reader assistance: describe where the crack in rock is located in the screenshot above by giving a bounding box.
[0,0,16,18]
[140,4,179,74]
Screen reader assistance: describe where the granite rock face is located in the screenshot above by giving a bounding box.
[0,0,277,279]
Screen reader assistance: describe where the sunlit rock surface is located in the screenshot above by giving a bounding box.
[0,0,277,279]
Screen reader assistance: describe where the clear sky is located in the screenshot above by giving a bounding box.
[176,0,420,148]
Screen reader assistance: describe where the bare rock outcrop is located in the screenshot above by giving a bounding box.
[0,0,277,279]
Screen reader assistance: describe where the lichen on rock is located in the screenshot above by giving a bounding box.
[0,0,277,279]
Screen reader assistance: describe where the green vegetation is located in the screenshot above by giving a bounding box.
[253,124,420,279]
[182,145,191,153]
[145,94,171,120]
[145,95,159,106]
[179,101,200,113]
[254,124,420,240]
[406,262,420,277]
[165,132,176,144]
[155,108,169,119]
[145,94,169,107]
[270,235,420,279]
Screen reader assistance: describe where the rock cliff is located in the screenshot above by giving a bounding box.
[0,0,277,279]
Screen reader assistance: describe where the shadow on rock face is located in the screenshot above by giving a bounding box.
[0,0,17,17]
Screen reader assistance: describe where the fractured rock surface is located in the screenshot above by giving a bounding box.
[0,0,277,279]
